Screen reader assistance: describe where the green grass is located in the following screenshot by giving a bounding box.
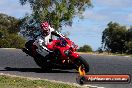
[0,75,80,88]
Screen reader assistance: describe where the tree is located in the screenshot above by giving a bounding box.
[0,13,26,48]
[0,34,26,48]
[125,27,132,54]
[125,41,132,54]
[97,47,103,53]
[102,22,127,53]
[0,13,20,33]
[19,0,92,30]
[126,26,132,41]
[78,45,92,52]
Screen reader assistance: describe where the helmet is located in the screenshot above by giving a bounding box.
[41,22,49,30]
[40,22,50,36]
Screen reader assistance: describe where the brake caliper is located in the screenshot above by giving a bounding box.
[78,66,86,76]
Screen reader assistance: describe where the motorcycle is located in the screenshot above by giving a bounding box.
[22,36,89,74]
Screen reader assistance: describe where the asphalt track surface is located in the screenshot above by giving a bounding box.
[0,49,132,88]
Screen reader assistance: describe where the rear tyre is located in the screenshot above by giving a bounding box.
[33,53,52,71]
[25,40,35,51]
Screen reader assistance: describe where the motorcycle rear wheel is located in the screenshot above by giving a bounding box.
[33,53,52,71]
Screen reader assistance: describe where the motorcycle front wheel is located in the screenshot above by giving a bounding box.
[74,56,89,73]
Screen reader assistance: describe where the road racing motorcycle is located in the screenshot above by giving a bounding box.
[22,35,89,74]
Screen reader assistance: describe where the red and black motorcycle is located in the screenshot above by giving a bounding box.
[22,36,89,74]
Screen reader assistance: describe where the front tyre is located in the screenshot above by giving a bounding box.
[74,56,89,73]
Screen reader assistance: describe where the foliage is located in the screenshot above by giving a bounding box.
[102,22,132,54]
[0,28,9,38]
[125,41,132,54]
[0,13,21,33]
[126,27,132,41]
[125,27,132,54]
[0,33,26,48]
[97,47,103,53]
[19,0,92,30]
[78,45,92,52]
[0,13,26,48]
[102,22,127,53]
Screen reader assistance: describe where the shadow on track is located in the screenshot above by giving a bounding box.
[0,67,78,73]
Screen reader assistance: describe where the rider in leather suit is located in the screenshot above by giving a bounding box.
[33,22,63,53]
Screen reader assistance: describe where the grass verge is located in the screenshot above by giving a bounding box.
[0,75,80,88]
[78,52,132,57]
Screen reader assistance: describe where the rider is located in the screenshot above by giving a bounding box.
[33,21,64,53]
